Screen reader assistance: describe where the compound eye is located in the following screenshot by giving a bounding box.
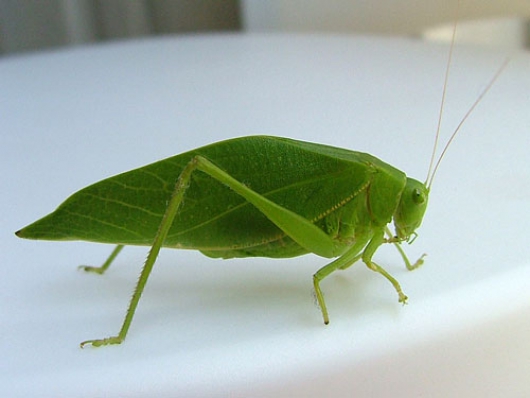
[412,188,426,205]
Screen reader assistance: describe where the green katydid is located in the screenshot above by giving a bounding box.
[15,36,508,349]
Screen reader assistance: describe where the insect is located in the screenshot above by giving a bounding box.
[15,24,507,349]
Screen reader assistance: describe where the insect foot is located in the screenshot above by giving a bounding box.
[409,254,427,271]
[78,245,124,275]
[398,292,408,305]
[78,265,105,275]
[80,336,123,348]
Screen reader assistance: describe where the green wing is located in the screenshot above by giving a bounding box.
[16,136,405,258]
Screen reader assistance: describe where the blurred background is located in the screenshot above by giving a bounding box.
[0,0,529,56]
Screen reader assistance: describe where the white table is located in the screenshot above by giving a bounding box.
[2,34,530,397]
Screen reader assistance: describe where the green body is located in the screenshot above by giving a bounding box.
[16,136,429,347]
[17,136,423,255]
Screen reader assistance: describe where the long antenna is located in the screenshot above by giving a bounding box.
[426,58,509,188]
[424,0,509,189]
[425,1,460,186]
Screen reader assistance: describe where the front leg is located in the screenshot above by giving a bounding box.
[385,226,426,271]
[363,229,408,304]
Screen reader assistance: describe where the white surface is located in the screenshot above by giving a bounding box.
[1,34,530,397]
